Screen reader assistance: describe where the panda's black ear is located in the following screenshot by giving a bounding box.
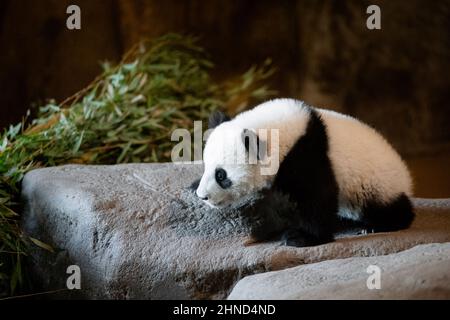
[241,129,266,161]
[208,111,231,129]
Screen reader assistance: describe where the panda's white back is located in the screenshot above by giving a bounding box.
[316,108,413,219]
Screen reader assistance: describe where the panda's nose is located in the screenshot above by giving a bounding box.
[196,190,209,201]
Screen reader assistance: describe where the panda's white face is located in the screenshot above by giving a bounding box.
[196,124,268,208]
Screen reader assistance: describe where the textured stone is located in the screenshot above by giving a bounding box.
[21,163,450,299]
[228,243,450,300]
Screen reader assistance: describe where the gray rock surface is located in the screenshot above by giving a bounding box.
[228,243,450,299]
[21,163,450,299]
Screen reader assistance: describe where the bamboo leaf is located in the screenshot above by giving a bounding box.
[29,237,55,253]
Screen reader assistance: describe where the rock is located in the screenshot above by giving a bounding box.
[228,243,450,299]
[21,163,450,299]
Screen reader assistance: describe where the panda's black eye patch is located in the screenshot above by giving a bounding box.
[215,168,226,181]
[215,168,232,189]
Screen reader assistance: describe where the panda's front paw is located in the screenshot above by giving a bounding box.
[281,229,332,247]
[281,229,307,247]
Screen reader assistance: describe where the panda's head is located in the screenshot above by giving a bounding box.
[196,111,269,208]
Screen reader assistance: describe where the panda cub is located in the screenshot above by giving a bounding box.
[194,98,414,247]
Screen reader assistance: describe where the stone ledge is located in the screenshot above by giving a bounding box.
[21,164,450,299]
[228,243,450,299]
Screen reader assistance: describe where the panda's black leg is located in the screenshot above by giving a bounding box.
[269,109,340,248]
[281,229,314,247]
[242,189,292,244]
[360,193,415,233]
[279,186,339,248]
[281,227,334,247]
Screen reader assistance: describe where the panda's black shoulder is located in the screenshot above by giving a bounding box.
[273,107,336,195]
[300,107,329,152]
[283,106,330,158]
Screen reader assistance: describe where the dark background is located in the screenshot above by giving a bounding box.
[0,0,449,197]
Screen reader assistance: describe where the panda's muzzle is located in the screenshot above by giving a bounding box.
[195,189,209,201]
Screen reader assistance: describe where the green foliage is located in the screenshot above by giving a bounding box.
[0,34,274,296]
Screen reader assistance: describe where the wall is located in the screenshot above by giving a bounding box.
[0,0,449,197]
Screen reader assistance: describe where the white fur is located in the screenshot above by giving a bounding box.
[197,98,413,212]
[316,108,412,219]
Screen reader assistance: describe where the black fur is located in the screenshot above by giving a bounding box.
[272,108,339,246]
[359,192,415,232]
[208,111,230,129]
[215,168,232,189]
